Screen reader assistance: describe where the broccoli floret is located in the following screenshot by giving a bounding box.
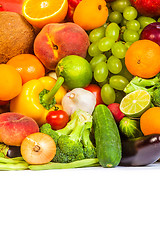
[40,123,59,144]
[52,146,74,163]
[53,146,85,163]
[124,74,160,97]
[40,110,96,163]
[57,111,89,157]
[58,135,84,156]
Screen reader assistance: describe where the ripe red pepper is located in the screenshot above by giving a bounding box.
[84,84,104,106]
[0,0,23,14]
[66,0,82,22]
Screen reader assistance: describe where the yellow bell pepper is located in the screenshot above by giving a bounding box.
[10,76,66,126]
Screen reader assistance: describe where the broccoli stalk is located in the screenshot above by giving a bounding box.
[82,122,96,159]
[124,74,160,97]
[56,109,83,135]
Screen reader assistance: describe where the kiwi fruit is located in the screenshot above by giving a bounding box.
[0,12,36,63]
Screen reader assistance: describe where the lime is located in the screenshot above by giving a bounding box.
[119,90,151,117]
[55,55,92,90]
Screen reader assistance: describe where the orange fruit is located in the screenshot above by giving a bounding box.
[73,0,108,31]
[0,64,22,101]
[140,107,160,135]
[22,0,68,29]
[7,54,45,84]
[125,40,160,79]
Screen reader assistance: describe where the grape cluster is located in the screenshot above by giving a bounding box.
[87,0,158,105]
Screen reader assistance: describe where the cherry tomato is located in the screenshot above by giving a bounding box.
[84,84,104,106]
[46,110,69,130]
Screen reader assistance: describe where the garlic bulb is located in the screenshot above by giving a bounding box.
[62,88,96,116]
[47,71,57,80]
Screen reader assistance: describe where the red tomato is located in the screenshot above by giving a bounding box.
[46,110,69,130]
[84,84,104,106]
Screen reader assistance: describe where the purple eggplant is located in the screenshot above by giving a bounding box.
[7,146,21,158]
[119,134,160,166]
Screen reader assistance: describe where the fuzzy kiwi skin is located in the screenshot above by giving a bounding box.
[0,12,36,63]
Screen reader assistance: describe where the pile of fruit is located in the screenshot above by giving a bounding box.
[0,0,160,170]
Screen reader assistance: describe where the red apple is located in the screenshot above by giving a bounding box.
[140,22,160,46]
[129,0,160,17]
[0,0,23,14]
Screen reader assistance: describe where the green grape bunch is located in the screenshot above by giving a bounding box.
[87,0,158,106]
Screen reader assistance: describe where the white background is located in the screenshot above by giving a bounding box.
[0,164,160,240]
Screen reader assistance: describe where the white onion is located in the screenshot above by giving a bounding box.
[21,133,56,165]
[62,88,96,116]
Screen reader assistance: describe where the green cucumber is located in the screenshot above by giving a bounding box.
[93,104,122,167]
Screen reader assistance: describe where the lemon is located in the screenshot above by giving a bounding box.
[120,90,151,117]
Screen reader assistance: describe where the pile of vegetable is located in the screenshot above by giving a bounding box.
[0,0,160,170]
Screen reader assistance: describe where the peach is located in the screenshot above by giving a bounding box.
[0,112,39,146]
[34,22,90,70]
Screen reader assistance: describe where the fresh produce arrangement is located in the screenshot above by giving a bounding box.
[0,0,160,170]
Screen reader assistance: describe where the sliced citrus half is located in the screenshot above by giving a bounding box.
[120,90,151,117]
[22,0,68,29]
